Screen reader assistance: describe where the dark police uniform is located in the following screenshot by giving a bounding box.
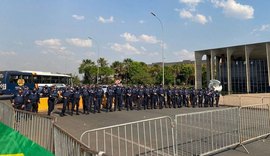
[151,87,158,109]
[72,87,81,115]
[144,87,151,109]
[12,89,25,110]
[95,86,104,113]
[82,87,90,114]
[106,86,114,112]
[166,88,172,108]
[125,87,133,111]
[158,86,165,109]
[60,88,71,116]
[137,86,144,110]
[214,91,220,107]
[28,89,40,113]
[48,87,57,116]
[114,85,123,111]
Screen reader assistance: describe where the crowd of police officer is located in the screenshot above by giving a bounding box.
[11,84,220,117]
[11,86,40,113]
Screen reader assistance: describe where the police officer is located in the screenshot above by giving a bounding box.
[125,86,133,111]
[72,87,81,115]
[106,85,114,112]
[166,87,172,108]
[60,87,71,116]
[88,85,95,113]
[94,85,104,113]
[132,85,138,108]
[29,88,40,113]
[82,86,90,114]
[144,85,151,109]
[204,89,209,107]
[23,87,32,111]
[114,85,123,111]
[151,86,158,109]
[197,89,203,107]
[48,86,57,116]
[177,88,183,108]
[209,90,214,107]
[137,85,144,110]
[41,85,49,97]
[158,85,165,109]
[12,88,25,109]
[171,87,177,108]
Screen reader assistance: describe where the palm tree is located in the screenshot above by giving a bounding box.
[123,58,133,84]
[111,61,124,81]
[171,64,181,85]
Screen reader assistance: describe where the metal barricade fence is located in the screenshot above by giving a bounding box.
[14,109,55,152]
[0,101,15,128]
[175,108,239,156]
[239,104,270,144]
[54,124,99,156]
[80,116,175,156]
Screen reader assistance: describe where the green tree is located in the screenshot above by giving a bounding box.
[111,61,124,80]
[98,57,114,84]
[149,64,161,84]
[71,74,81,86]
[78,59,97,84]
[129,61,153,85]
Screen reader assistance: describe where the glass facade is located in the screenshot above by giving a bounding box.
[218,59,269,93]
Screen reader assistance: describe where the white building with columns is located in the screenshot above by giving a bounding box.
[195,42,270,94]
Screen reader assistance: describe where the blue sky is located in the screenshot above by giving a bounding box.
[0,0,270,75]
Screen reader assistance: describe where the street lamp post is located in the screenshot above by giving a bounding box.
[151,12,165,86]
[88,37,100,84]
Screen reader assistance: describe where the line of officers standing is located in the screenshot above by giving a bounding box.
[11,84,221,117]
[55,84,221,117]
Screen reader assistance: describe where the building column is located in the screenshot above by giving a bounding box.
[266,43,270,86]
[245,46,251,93]
[206,55,211,84]
[195,52,203,89]
[215,56,220,80]
[210,50,215,80]
[227,48,233,94]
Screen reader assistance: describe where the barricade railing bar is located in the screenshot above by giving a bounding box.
[0,101,15,128]
[80,116,176,156]
[175,107,239,156]
[14,109,55,152]
[54,124,99,156]
[0,101,99,156]
[239,104,270,145]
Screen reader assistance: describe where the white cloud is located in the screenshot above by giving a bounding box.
[194,14,208,24]
[66,38,92,47]
[72,14,85,21]
[0,51,17,56]
[180,9,193,19]
[139,34,160,44]
[211,0,254,19]
[111,43,141,55]
[35,39,62,47]
[174,49,194,61]
[98,16,114,23]
[140,46,147,51]
[252,24,270,34]
[180,0,202,10]
[139,20,145,24]
[120,32,139,42]
[179,9,209,24]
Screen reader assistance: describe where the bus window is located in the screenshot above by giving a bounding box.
[33,76,42,83]
[60,77,67,84]
[51,76,59,83]
[0,73,4,83]
[42,76,51,83]
[22,75,32,83]
[9,75,19,83]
